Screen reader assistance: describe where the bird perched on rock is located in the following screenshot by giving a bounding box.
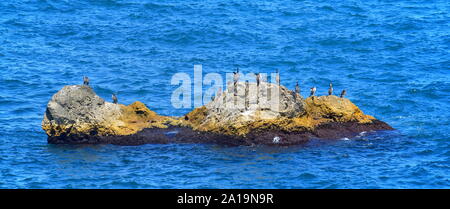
[245,80,249,96]
[295,81,300,95]
[275,69,280,86]
[328,83,333,95]
[233,69,239,96]
[233,68,240,85]
[245,81,249,110]
[340,89,346,98]
[83,76,89,86]
[255,73,261,86]
[112,94,118,104]
[310,87,316,97]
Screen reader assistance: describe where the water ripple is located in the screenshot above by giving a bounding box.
[0,0,449,188]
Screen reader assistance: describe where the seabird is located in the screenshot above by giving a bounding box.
[233,70,239,96]
[83,76,89,86]
[245,80,249,96]
[112,94,118,104]
[340,89,346,98]
[328,83,333,96]
[310,87,316,97]
[233,70,240,85]
[275,69,280,85]
[255,73,260,86]
[295,81,300,95]
[245,81,249,110]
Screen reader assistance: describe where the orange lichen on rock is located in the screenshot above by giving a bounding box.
[109,101,175,135]
[303,95,375,123]
[180,88,377,137]
[42,85,174,138]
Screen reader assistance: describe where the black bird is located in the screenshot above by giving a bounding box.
[245,80,249,95]
[233,70,240,85]
[310,87,316,97]
[340,89,346,98]
[295,81,300,95]
[83,76,89,86]
[245,80,249,109]
[328,83,333,96]
[255,73,260,86]
[275,69,280,85]
[112,94,118,104]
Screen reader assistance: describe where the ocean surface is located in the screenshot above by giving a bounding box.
[0,0,449,189]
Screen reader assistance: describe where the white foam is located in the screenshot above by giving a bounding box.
[273,136,281,143]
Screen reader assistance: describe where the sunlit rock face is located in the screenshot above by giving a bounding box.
[206,81,305,120]
[304,95,375,123]
[186,81,306,135]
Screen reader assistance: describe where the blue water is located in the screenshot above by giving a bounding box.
[0,0,449,189]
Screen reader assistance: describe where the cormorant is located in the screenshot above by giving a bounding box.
[310,87,316,97]
[340,89,346,98]
[275,69,280,85]
[295,81,300,95]
[112,94,118,104]
[245,80,249,96]
[83,76,89,86]
[233,70,240,85]
[255,73,260,86]
[245,80,249,110]
[328,83,333,96]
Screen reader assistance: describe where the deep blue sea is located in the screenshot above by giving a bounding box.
[0,0,449,188]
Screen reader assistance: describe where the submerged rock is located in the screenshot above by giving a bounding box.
[42,83,393,146]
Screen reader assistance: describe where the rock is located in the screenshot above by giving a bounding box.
[205,81,305,119]
[42,83,393,146]
[183,82,386,138]
[304,95,375,123]
[42,85,172,144]
[185,81,305,136]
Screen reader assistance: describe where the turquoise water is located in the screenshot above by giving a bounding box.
[0,0,449,188]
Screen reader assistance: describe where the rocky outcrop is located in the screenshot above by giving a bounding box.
[183,82,306,136]
[42,85,174,144]
[180,82,392,145]
[42,83,393,146]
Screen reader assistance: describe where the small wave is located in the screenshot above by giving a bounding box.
[297,172,317,179]
[143,2,174,10]
[317,5,336,12]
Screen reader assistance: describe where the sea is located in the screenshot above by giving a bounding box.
[0,0,449,188]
